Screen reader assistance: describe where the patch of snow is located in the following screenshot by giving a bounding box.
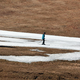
[30,49,45,52]
[0,52,80,63]
[0,30,80,63]
[0,30,80,50]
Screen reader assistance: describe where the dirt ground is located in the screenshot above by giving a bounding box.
[0,47,77,56]
[0,46,80,80]
[0,0,80,37]
[0,0,80,80]
[0,56,80,80]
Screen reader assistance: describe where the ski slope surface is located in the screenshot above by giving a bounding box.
[0,30,80,63]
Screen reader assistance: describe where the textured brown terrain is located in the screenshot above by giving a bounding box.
[0,58,80,80]
[0,0,80,37]
[0,47,77,56]
[0,0,80,80]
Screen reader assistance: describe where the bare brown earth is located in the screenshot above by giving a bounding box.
[0,47,77,56]
[0,0,80,37]
[0,0,80,80]
[0,58,80,80]
[0,47,80,80]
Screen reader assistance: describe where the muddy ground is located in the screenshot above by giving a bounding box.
[0,47,77,56]
[0,47,80,80]
[0,0,80,80]
[0,0,80,37]
[0,56,80,80]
